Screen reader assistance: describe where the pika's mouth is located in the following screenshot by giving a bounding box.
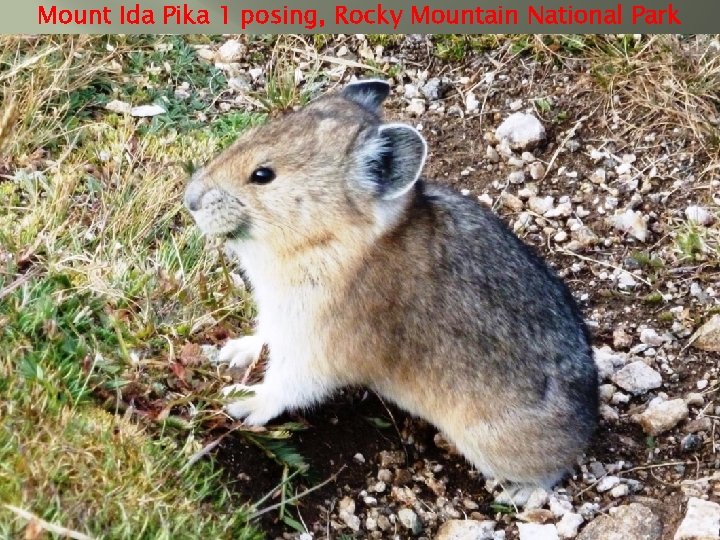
[225,219,251,241]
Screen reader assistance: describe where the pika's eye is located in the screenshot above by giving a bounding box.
[250,167,275,184]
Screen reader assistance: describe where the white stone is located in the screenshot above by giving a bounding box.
[529,162,546,180]
[674,497,720,540]
[610,209,649,242]
[557,513,584,538]
[130,104,166,117]
[217,39,244,62]
[685,205,714,226]
[611,361,662,395]
[690,314,720,352]
[397,508,422,534]
[466,92,480,113]
[404,83,420,99]
[596,476,621,492]
[495,112,546,150]
[528,196,555,215]
[435,520,497,540]
[637,398,689,436]
[610,484,629,498]
[518,523,559,540]
[105,99,132,114]
[508,171,526,184]
[406,98,426,117]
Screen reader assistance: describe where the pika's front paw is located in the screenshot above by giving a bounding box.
[222,383,283,426]
[217,335,264,369]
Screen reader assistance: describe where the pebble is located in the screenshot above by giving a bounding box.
[611,361,662,394]
[528,196,555,215]
[466,92,480,113]
[338,497,360,531]
[556,513,584,538]
[217,39,245,62]
[636,398,689,435]
[486,145,500,163]
[406,98,426,116]
[610,209,649,242]
[529,162,546,180]
[674,497,720,540]
[421,78,443,101]
[518,523,559,540]
[398,508,422,534]
[610,484,629,498]
[685,205,714,226]
[404,83,420,99]
[690,314,720,352]
[495,112,546,150]
[577,503,662,540]
[435,520,498,540]
[596,475,621,492]
[508,171,526,184]
[639,328,668,347]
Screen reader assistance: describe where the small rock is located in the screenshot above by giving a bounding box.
[613,326,633,349]
[217,39,245,63]
[353,453,365,463]
[338,497,360,531]
[495,112,546,151]
[680,434,702,453]
[545,201,572,218]
[684,417,712,434]
[599,384,616,402]
[549,496,574,518]
[525,488,550,510]
[501,193,524,212]
[528,196,555,215]
[610,209,649,242]
[518,523,559,540]
[610,484,629,498]
[508,171,527,184]
[597,476,621,492]
[130,104,166,117]
[378,450,404,468]
[577,503,662,540]
[690,314,720,352]
[421,78,443,101]
[557,513,584,538]
[466,92,480,113]
[636,398,689,436]
[397,508,422,534]
[640,328,667,347]
[529,162,546,180]
[105,99,132,114]
[611,361,662,395]
[685,393,705,407]
[521,151,536,163]
[435,520,497,540]
[404,83,420,99]
[685,205,714,226]
[600,404,620,422]
[674,497,720,540]
[486,145,500,163]
[617,272,638,290]
[406,98,426,117]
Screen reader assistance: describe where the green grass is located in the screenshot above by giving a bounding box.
[0,35,271,539]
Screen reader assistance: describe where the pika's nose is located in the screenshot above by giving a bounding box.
[184,180,205,212]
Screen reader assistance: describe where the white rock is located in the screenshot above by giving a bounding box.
[478,193,493,206]
[397,508,422,534]
[248,67,263,80]
[557,513,584,538]
[406,98,426,117]
[495,112,546,150]
[508,171,526,184]
[105,99,132,114]
[338,497,360,531]
[593,346,627,380]
[529,196,555,215]
[466,92,480,113]
[617,271,638,290]
[611,361,662,395]
[546,201,573,218]
[525,488,549,510]
[486,145,500,163]
[637,398,689,436]
[690,314,720,352]
[610,209,649,242]
[130,104,166,117]
[518,523,559,540]
[435,520,497,540]
[549,496,574,518]
[685,205,714,226]
[529,162,546,180]
[674,497,720,540]
[404,84,420,99]
[596,476,621,492]
[217,39,244,62]
[610,484,629,498]
[639,328,667,347]
[554,230,568,243]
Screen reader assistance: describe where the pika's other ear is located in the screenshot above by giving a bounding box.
[358,123,428,201]
[342,79,391,112]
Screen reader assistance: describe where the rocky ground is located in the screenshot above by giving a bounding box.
[189,35,720,540]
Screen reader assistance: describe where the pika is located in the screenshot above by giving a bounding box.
[184,80,598,504]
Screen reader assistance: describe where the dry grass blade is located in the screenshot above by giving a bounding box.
[3,506,95,540]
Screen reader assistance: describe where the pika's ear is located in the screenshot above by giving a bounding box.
[342,79,391,112]
[357,123,428,200]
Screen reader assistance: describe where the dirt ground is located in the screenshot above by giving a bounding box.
[198,35,720,540]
